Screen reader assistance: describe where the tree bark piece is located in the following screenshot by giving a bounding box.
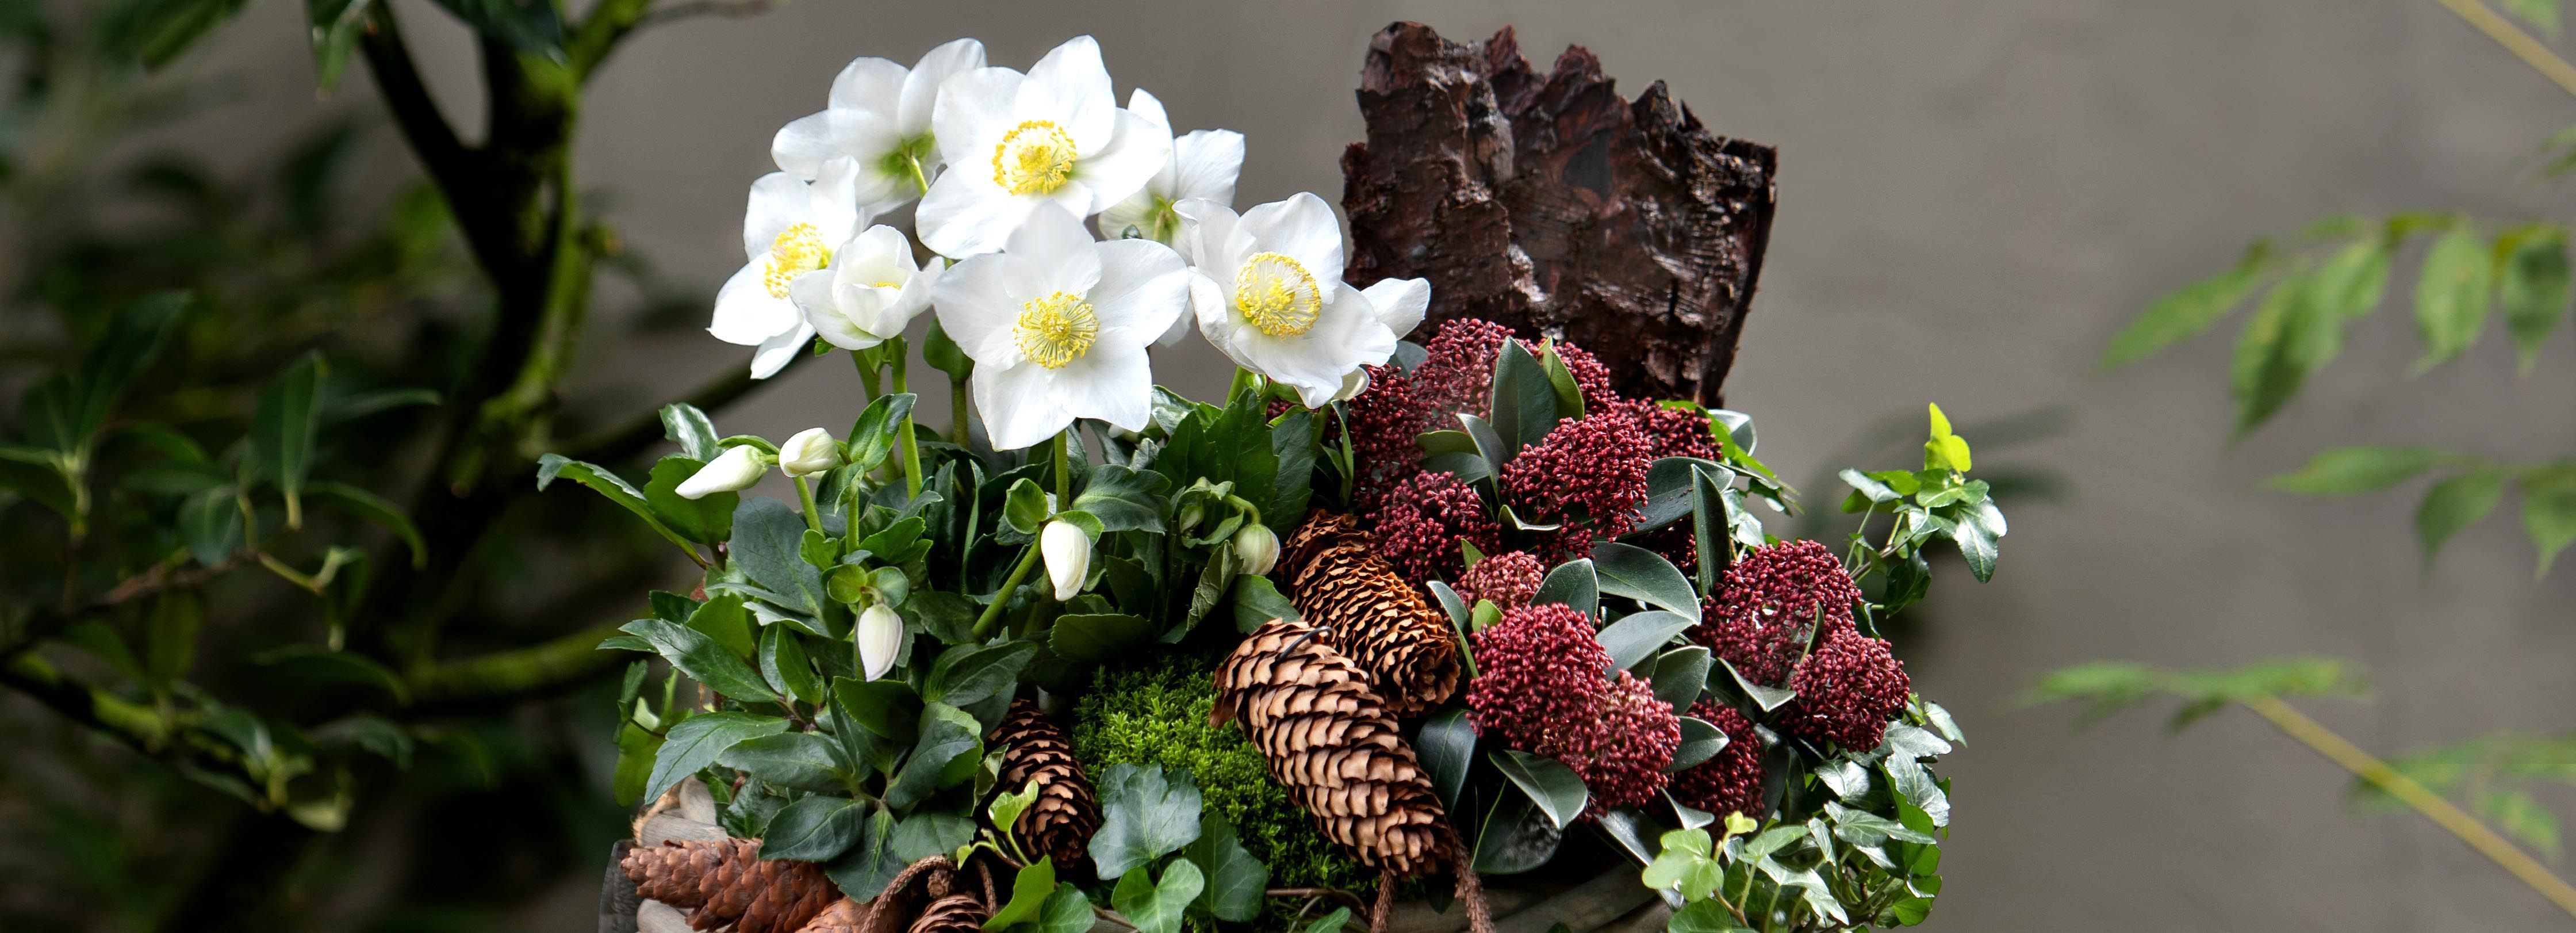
[1341,22,1778,406]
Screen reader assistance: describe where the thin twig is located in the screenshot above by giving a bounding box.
[2429,0,2576,100]
[2241,695,2576,921]
[643,0,788,26]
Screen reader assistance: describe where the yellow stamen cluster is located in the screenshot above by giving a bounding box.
[993,120,1078,196]
[1233,251,1321,337]
[762,223,831,298]
[1015,291,1099,369]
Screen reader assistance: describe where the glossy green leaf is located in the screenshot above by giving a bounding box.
[646,712,789,805]
[1228,574,1300,633]
[1488,339,1559,458]
[538,455,700,556]
[1653,647,1714,713]
[1471,787,1562,874]
[761,796,871,862]
[1596,610,1694,674]
[718,731,846,794]
[685,592,756,659]
[645,456,737,544]
[1050,613,1153,663]
[826,808,905,901]
[759,625,823,706]
[1670,716,1726,772]
[2415,468,2506,569]
[619,618,780,703]
[1036,886,1094,933]
[250,353,324,526]
[2267,445,2451,496]
[1003,478,1051,536]
[1090,763,1203,879]
[658,402,722,461]
[1416,708,1476,810]
[1533,559,1597,617]
[179,485,243,566]
[883,702,981,809]
[1590,542,1700,620]
[2411,224,2494,373]
[2498,224,2573,374]
[1069,464,1167,533]
[846,392,918,471]
[1492,750,1588,829]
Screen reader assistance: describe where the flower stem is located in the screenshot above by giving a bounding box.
[855,350,880,407]
[1228,366,1260,403]
[907,152,932,197]
[951,380,970,446]
[890,336,923,499]
[1053,430,1071,504]
[972,545,1042,640]
[793,475,823,534]
[2241,694,2576,920]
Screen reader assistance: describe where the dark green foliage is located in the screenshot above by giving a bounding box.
[1071,656,1370,892]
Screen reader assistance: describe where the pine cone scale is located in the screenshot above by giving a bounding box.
[987,699,1101,870]
[1277,512,1462,717]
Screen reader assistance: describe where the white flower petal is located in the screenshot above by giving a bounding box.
[1004,203,1103,297]
[916,168,1031,257]
[1053,334,1153,433]
[1075,109,1172,216]
[770,112,837,179]
[1359,277,1431,338]
[1020,36,1115,152]
[932,66,1026,167]
[742,173,810,258]
[932,254,1044,364]
[1167,129,1243,205]
[975,361,1070,450]
[900,38,986,136]
[826,55,908,115]
[808,158,867,243]
[837,224,919,285]
[1125,87,1170,135]
[1184,272,1228,343]
[1087,239,1189,337]
[749,320,814,378]
[1097,193,1157,243]
[1155,303,1195,346]
[711,260,799,345]
[1240,192,1344,301]
[1171,198,1242,270]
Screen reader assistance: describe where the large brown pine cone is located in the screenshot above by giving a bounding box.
[1278,511,1462,717]
[907,893,990,933]
[622,837,838,933]
[987,699,1101,870]
[789,897,863,933]
[1213,617,1449,877]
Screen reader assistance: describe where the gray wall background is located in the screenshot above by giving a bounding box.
[158,1,2576,928]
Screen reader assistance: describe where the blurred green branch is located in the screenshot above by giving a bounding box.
[2435,0,2576,99]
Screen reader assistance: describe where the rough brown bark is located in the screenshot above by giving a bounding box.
[1341,22,1778,406]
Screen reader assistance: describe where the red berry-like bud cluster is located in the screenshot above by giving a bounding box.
[1566,671,1680,816]
[1372,470,1500,586]
[1458,550,1547,610]
[1465,603,1610,759]
[1668,702,1766,821]
[1692,540,1862,687]
[1498,408,1654,563]
[1344,319,1521,510]
[1628,400,1724,463]
[1781,625,1911,752]
[1553,343,1621,414]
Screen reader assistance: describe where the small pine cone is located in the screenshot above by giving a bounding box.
[987,699,1101,870]
[1212,617,1450,877]
[1278,511,1462,716]
[788,898,862,933]
[622,838,838,933]
[907,893,989,933]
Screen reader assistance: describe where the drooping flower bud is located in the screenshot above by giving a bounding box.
[856,603,902,681]
[676,445,768,499]
[1233,523,1280,576]
[777,426,842,478]
[1041,521,1091,601]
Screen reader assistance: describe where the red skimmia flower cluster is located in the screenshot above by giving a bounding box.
[1565,671,1682,814]
[1780,625,1912,751]
[1373,471,1500,586]
[1457,550,1547,609]
[1345,319,1516,511]
[1466,604,1682,815]
[1693,540,1863,686]
[1669,702,1766,820]
[1498,408,1654,563]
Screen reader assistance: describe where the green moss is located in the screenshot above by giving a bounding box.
[1071,655,1373,893]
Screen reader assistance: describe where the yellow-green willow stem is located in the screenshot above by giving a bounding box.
[2241,694,2576,920]
[2430,0,2576,100]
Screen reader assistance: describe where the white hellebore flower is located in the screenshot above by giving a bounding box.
[1177,192,1400,407]
[855,603,903,680]
[915,36,1171,257]
[676,445,768,499]
[1233,523,1280,576]
[772,38,986,213]
[930,202,1189,450]
[777,427,842,478]
[711,160,867,378]
[1097,89,1243,246]
[791,225,945,351]
[1040,519,1091,601]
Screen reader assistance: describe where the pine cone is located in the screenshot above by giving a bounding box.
[789,898,863,933]
[907,893,990,933]
[622,837,838,933]
[1213,617,1449,877]
[987,699,1101,870]
[1279,511,1462,717]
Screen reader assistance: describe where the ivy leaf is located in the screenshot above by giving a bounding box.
[2410,224,2495,374]
[1181,812,1268,922]
[1640,827,1722,900]
[2415,468,2506,570]
[2498,224,2572,375]
[1491,750,1588,830]
[1111,859,1202,933]
[1035,885,1094,933]
[2521,466,2576,578]
[1589,542,1700,621]
[619,618,779,703]
[760,796,871,862]
[984,856,1056,930]
[1089,763,1203,879]
[1949,513,1999,582]
[646,712,789,805]
[2267,445,2451,496]
[2102,240,2272,368]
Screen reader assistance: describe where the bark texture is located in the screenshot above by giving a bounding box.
[1341,22,1778,405]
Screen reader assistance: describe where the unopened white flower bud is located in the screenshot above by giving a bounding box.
[777,427,841,478]
[1041,521,1091,601]
[1234,523,1280,576]
[856,603,902,681]
[676,445,767,499]
[1176,503,1205,534]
